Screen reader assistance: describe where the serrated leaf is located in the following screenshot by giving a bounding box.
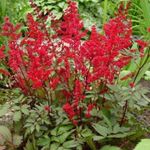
[58,131,73,144]
[57,125,73,135]
[37,137,51,146]
[86,137,96,150]
[13,111,21,122]
[81,128,93,138]
[63,140,79,149]
[50,143,60,150]
[51,127,58,136]
[93,136,105,141]
[92,123,109,137]
[21,105,29,115]
[21,106,29,115]
[108,132,131,138]
[0,126,12,142]
[24,140,34,150]
[0,104,9,117]
[101,109,112,128]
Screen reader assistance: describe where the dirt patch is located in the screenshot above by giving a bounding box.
[140,79,150,98]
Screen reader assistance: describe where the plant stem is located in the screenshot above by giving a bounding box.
[120,100,128,127]
[133,49,150,83]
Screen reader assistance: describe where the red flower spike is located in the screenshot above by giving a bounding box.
[63,103,77,125]
[63,103,76,120]
[0,46,5,59]
[58,0,86,49]
[85,104,95,118]
[49,77,60,90]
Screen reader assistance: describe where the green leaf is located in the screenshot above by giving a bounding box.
[57,125,73,135]
[100,145,122,150]
[134,139,150,150]
[92,123,109,137]
[12,135,22,146]
[14,94,25,103]
[0,0,7,15]
[37,137,50,146]
[58,2,65,8]
[101,109,112,128]
[86,137,96,150]
[58,131,73,144]
[0,104,9,117]
[21,106,29,115]
[108,132,131,138]
[63,140,79,149]
[135,59,150,84]
[24,140,34,150]
[144,71,150,80]
[50,143,60,150]
[81,128,93,138]
[13,111,22,122]
[140,0,150,27]
[51,127,58,136]
[0,126,12,142]
[93,136,105,141]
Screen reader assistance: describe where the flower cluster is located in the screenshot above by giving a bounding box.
[0,1,141,125]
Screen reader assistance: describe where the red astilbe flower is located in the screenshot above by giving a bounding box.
[0,45,5,59]
[85,104,95,118]
[81,13,132,84]
[63,103,77,125]
[1,17,21,40]
[1,13,57,94]
[57,0,86,50]
[73,79,85,107]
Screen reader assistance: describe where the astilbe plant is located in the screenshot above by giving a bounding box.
[0,1,147,125]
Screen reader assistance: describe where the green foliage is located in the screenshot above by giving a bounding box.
[129,0,150,38]
[0,125,22,149]
[100,145,121,150]
[144,71,150,80]
[0,84,148,149]
[118,41,150,85]
[0,0,32,24]
[134,139,150,150]
[0,126,12,143]
[91,108,133,141]
[121,0,150,83]
[34,0,121,30]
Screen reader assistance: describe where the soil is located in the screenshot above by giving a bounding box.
[138,79,150,136]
